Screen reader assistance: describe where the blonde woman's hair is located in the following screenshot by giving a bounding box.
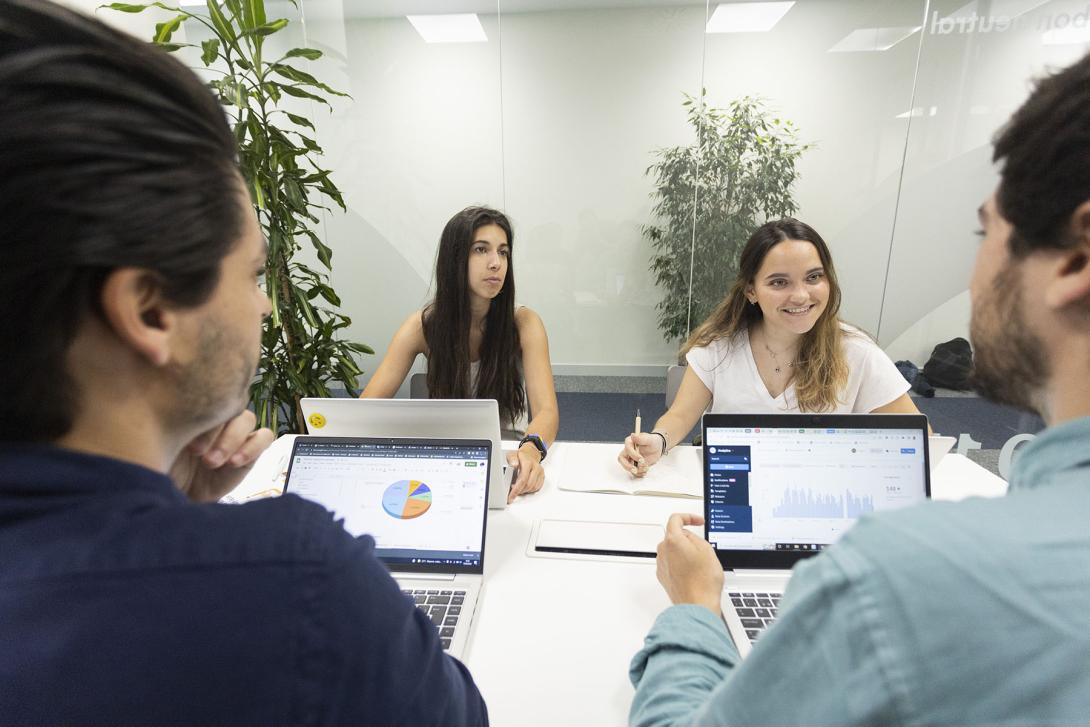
[681,218,849,412]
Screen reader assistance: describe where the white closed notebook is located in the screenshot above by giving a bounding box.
[554,442,702,498]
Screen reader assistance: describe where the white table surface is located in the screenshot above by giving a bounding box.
[228,438,1008,727]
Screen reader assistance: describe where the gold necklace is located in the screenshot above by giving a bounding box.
[761,339,796,374]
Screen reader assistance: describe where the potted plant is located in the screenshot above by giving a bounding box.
[105,0,372,434]
[645,92,810,345]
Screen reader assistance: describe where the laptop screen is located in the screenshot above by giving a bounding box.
[283,437,490,574]
[703,414,930,568]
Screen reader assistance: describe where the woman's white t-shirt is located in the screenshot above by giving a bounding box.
[685,324,909,413]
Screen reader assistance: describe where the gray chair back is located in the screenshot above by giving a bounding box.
[409,372,429,399]
[665,364,686,409]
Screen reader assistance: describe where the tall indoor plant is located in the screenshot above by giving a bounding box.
[106,0,372,435]
[646,92,810,343]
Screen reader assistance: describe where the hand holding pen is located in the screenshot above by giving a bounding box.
[618,408,665,477]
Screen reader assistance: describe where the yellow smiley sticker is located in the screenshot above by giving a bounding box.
[308,412,327,429]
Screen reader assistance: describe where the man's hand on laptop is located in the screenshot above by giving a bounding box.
[656,513,724,617]
[506,445,545,503]
[170,410,275,503]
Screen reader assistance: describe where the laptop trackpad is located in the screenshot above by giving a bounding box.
[531,519,663,559]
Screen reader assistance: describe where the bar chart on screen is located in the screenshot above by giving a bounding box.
[771,488,875,519]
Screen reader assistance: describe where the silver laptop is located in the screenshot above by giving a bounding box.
[283,436,491,660]
[300,398,513,509]
[702,413,931,657]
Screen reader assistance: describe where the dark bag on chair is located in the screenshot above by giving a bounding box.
[922,337,974,390]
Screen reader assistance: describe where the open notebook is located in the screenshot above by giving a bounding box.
[554,442,702,498]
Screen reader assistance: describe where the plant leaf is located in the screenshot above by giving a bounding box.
[242,18,289,37]
[101,3,152,11]
[154,14,185,43]
[271,63,349,97]
[248,0,267,26]
[283,47,323,61]
[276,83,331,106]
[284,112,314,130]
[206,0,237,43]
[313,239,333,269]
[236,0,265,29]
[250,178,265,209]
[201,38,220,65]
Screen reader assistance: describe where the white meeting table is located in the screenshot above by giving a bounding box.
[229,438,1008,727]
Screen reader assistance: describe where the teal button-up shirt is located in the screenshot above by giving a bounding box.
[630,415,1090,726]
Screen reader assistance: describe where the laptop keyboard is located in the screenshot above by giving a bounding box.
[728,591,781,642]
[403,589,467,650]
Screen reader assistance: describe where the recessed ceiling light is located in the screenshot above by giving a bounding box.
[407,14,487,44]
[895,106,938,119]
[706,2,795,34]
[828,26,921,53]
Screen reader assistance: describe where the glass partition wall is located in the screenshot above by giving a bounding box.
[141,0,1086,473]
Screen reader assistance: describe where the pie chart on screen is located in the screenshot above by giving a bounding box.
[382,480,433,519]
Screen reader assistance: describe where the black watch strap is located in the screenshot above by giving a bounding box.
[519,434,547,461]
[651,431,668,456]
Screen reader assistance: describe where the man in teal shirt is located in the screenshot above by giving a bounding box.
[630,52,1090,726]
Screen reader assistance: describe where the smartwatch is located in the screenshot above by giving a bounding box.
[518,433,548,462]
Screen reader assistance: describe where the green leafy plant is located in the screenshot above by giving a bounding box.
[645,92,810,343]
[105,0,372,434]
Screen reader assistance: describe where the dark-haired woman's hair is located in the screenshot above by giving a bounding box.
[423,207,526,426]
[0,0,243,441]
[682,218,849,412]
[994,52,1090,256]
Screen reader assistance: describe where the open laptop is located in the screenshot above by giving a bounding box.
[702,413,931,657]
[300,398,513,509]
[283,436,491,659]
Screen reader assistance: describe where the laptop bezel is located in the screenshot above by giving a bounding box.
[299,397,509,510]
[701,413,931,570]
[284,435,491,576]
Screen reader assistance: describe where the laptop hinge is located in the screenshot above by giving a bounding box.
[398,572,456,581]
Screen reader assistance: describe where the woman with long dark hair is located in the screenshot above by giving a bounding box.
[618,217,921,475]
[363,206,559,501]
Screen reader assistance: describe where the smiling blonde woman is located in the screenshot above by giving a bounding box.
[619,218,921,476]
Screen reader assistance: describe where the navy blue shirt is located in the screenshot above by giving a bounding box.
[0,443,488,726]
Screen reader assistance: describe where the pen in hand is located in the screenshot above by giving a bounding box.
[632,409,643,473]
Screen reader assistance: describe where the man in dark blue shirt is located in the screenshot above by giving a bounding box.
[0,2,487,724]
